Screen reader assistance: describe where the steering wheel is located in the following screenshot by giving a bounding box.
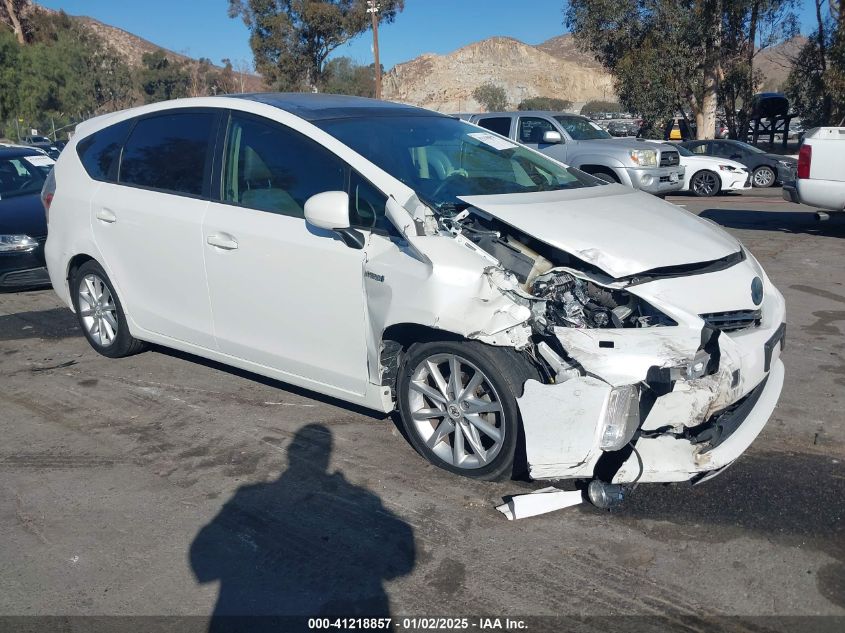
[15,177,37,192]
[430,172,469,199]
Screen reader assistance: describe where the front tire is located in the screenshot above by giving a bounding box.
[752,165,775,188]
[690,170,720,197]
[396,340,539,481]
[70,260,146,358]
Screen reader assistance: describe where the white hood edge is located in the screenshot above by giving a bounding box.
[458,185,741,279]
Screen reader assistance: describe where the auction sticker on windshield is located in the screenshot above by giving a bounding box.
[23,155,55,167]
[467,132,518,151]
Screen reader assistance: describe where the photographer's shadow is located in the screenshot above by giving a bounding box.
[190,424,415,632]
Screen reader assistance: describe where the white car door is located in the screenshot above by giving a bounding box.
[91,110,218,349]
[202,111,370,395]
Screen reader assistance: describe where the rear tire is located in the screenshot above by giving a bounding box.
[70,260,146,358]
[396,339,540,481]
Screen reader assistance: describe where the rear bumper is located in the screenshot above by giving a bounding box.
[782,183,800,203]
[792,178,845,211]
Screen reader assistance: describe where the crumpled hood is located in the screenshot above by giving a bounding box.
[459,185,741,279]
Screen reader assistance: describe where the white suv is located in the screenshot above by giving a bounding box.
[44,94,786,493]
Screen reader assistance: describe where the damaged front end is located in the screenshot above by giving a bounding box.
[436,204,786,486]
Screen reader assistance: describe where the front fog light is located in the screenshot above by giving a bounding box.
[668,349,711,381]
[600,385,640,451]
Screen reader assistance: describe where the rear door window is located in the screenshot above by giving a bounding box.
[119,111,216,197]
[76,119,133,182]
[476,117,512,137]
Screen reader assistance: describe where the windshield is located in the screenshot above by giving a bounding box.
[0,155,52,199]
[553,115,613,140]
[317,115,603,214]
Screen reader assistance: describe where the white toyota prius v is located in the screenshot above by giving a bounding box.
[43,94,786,498]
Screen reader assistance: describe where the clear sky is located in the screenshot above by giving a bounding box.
[39,0,821,72]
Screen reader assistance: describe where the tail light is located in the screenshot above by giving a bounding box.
[41,168,56,223]
[797,144,811,179]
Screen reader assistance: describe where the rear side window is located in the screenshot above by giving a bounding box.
[477,117,512,137]
[119,112,215,196]
[76,119,133,182]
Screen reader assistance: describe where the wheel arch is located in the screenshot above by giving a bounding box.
[579,163,623,183]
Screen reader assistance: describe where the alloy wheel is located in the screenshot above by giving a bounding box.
[692,171,719,196]
[753,167,774,187]
[77,273,118,347]
[407,353,506,469]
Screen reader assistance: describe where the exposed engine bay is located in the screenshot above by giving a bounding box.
[442,208,675,332]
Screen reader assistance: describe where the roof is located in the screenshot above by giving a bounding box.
[232,93,443,122]
[0,146,44,159]
[468,111,587,118]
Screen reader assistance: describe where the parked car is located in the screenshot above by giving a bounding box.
[22,135,61,160]
[463,111,685,196]
[0,142,50,156]
[649,142,750,197]
[45,95,785,495]
[681,139,796,187]
[607,120,634,137]
[0,147,54,289]
[783,127,845,213]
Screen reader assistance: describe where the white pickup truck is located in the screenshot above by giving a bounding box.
[783,127,845,213]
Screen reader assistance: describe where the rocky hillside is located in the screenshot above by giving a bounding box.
[35,3,263,92]
[756,36,806,92]
[383,35,613,113]
[382,33,805,113]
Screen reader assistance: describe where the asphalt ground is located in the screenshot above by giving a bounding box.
[0,186,843,631]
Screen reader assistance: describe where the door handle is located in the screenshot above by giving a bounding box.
[206,234,239,250]
[96,208,116,223]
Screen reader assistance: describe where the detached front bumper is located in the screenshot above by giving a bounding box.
[517,264,786,484]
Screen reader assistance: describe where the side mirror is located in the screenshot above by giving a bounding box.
[304,191,364,250]
[542,130,563,144]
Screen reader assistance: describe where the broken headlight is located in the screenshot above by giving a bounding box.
[600,385,640,451]
[530,271,675,329]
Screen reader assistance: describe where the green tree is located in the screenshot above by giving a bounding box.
[137,50,190,103]
[566,0,723,138]
[0,0,30,45]
[3,10,134,136]
[472,83,508,112]
[517,96,572,111]
[567,0,796,139]
[786,0,844,126]
[228,0,404,91]
[580,100,624,115]
[323,56,378,96]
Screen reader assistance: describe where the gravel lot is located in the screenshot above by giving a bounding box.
[0,187,843,629]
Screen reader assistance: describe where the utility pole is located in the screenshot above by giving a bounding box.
[367,0,381,99]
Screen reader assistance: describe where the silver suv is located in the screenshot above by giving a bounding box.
[462,111,685,195]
